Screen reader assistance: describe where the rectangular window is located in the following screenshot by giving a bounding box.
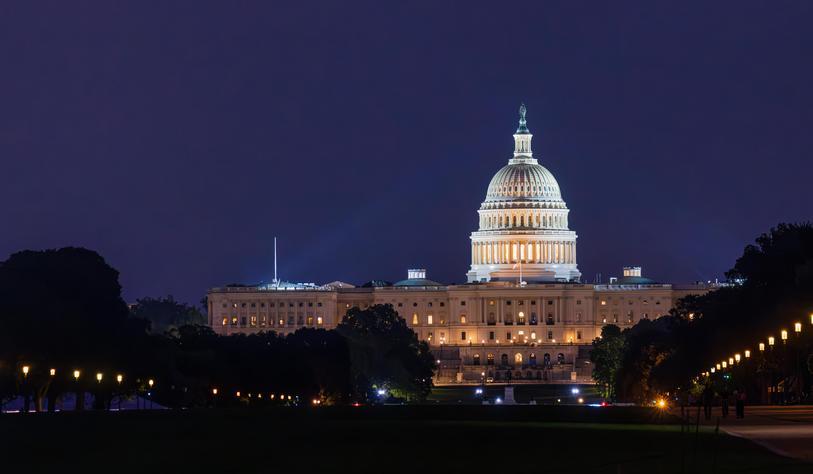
[461,331,466,341]
[317,316,323,325]
[250,315,257,327]
[506,331,512,340]
[427,314,433,325]
[221,317,228,326]
[577,330,582,340]
[547,330,553,340]
[412,313,419,325]
[306,315,314,325]
[489,331,495,340]
[460,314,467,324]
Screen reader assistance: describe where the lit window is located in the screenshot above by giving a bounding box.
[279,318,284,326]
[250,316,257,327]
[317,316,323,325]
[221,317,228,326]
[306,316,314,325]
[531,332,536,340]
[427,314,433,325]
[231,317,238,325]
[460,314,467,324]
[600,300,607,306]
[412,313,419,325]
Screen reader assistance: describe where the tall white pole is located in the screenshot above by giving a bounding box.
[274,237,278,286]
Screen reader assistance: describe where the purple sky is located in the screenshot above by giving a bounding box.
[2,2,812,304]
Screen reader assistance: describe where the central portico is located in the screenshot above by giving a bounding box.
[467,104,581,283]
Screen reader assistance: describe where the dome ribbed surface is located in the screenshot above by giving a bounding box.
[485,163,562,203]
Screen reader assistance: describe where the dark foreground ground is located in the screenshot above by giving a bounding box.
[0,406,809,474]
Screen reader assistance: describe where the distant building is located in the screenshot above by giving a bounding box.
[207,105,715,385]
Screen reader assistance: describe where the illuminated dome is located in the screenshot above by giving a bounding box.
[467,104,581,283]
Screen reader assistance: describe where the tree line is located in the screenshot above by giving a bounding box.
[0,248,435,411]
[591,223,813,405]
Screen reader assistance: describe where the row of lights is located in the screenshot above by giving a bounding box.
[211,388,294,401]
[700,314,812,378]
[19,366,152,388]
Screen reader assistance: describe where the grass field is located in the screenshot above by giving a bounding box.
[0,406,808,473]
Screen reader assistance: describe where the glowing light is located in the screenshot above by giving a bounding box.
[794,322,802,333]
[735,354,741,363]
[49,368,56,376]
[744,350,751,358]
[148,379,154,388]
[781,330,788,341]
[577,398,584,404]
[657,399,666,409]
[117,374,123,383]
[22,365,30,376]
[768,336,775,346]
[96,372,103,382]
[377,389,386,396]
[571,388,580,395]
[759,342,765,351]
[495,398,502,404]
[710,367,715,373]
[716,364,721,370]
[212,388,218,395]
[722,361,727,368]
[236,391,241,397]
[73,370,81,380]
[475,388,483,395]
[312,399,321,405]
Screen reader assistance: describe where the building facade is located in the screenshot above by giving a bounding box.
[207,105,713,385]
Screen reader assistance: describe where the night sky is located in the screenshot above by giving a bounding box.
[2,2,812,304]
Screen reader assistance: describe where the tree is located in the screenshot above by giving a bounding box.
[130,295,206,335]
[590,325,625,400]
[0,248,152,410]
[336,304,436,402]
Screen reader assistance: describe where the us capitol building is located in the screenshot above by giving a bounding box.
[207,105,713,384]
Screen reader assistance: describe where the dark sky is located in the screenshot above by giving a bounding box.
[2,2,812,304]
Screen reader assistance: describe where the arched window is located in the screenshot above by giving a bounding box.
[487,354,495,365]
[529,353,537,365]
[504,312,513,325]
[520,215,524,226]
[557,353,565,365]
[487,312,496,325]
[543,353,551,367]
[473,354,480,365]
[517,311,525,324]
[412,313,418,325]
[530,312,537,325]
[500,354,509,366]
[514,353,523,364]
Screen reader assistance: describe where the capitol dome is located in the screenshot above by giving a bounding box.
[466,104,581,283]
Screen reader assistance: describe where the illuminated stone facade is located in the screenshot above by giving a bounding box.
[206,105,713,384]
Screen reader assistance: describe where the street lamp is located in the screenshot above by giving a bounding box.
[212,388,218,395]
[768,336,775,347]
[73,370,81,381]
[745,350,751,358]
[50,368,56,376]
[794,322,802,334]
[781,330,788,343]
[116,374,123,411]
[722,361,727,369]
[145,379,155,409]
[759,343,765,352]
[22,365,30,378]
[735,354,741,363]
[96,372,103,383]
[710,367,716,374]
[716,363,721,370]
[728,357,734,366]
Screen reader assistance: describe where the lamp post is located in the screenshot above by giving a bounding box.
[116,375,123,411]
[148,379,154,409]
[73,370,81,410]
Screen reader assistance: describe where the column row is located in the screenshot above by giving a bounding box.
[472,241,576,265]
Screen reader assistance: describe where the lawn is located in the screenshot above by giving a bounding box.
[0,406,808,474]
